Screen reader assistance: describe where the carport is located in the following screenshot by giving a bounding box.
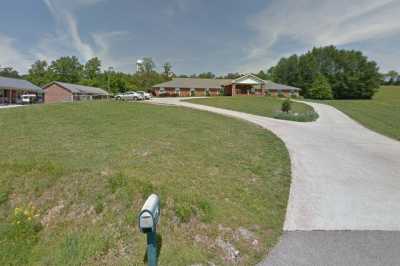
[0,76,43,104]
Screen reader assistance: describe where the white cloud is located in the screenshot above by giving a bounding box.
[41,0,96,61]
[0,34,33,73]
[242,0,400,72]
[64,12,94,60]
[38,0,134,72]
[92,31,137,72]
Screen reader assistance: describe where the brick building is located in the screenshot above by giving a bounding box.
[43,82,109,103]
[0,76,43,104]
[152,74,300,97]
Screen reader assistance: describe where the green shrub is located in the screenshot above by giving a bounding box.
[273,111,319,122]
[206,90,210,96]
[281,98,292,113]
[277,92,285,98]
[308,74,333,99]
[190,90,195,97]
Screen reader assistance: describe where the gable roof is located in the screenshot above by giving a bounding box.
[0,76,43,93]
[43,81,109,96]
[152,78,233,89]
[232,73,265,84]
[264,80,301,91]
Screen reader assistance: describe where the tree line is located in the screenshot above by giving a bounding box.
[266,46,383,99]
[0,57,171,94]
[382,70,400,85]
[0,57,270,95]
[0,45,397,98]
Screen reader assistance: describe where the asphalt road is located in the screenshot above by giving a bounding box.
[151,97,400,265]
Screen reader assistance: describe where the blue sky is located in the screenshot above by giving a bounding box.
[0,0,399,74]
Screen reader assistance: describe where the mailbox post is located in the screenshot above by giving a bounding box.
[139,194,160,266]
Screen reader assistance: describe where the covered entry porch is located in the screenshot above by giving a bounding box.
[0,89,27,104]
[223,74,266,96]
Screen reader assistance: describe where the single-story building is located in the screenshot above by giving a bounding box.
[152,74,301,97]
[43,81,109,103]
[0,76,43,104]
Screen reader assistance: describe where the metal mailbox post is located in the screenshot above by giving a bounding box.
[139,194,160,266]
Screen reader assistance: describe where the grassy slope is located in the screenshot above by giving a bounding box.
[0,101,291,265]
[185,97,315,121]
[324,86,400,140]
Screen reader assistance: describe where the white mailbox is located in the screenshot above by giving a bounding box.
[139,194,160,233]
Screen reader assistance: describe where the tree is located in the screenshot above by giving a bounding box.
[49,56,83,83]
[269,46,381,99]
[385,70,399,85]
[219,73,241,79]
[0,67,20,78]
[255,70,269,80]
[84,57,101,80]
[27,60,51,86]
[197,72,216,79]
[272,55,300,87]
[139,57,156,73]
[308,74,333,99]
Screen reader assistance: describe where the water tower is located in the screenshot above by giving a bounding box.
[136,59,144,72]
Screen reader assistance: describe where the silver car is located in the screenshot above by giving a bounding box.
[115,92,144,101]
[136,91,152,100]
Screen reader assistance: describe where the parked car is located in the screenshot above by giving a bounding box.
[21,94,37,104]
[136,91,152,100]
[115,92,144,101]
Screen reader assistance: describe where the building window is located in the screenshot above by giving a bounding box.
[159,87,165,93]
[175,87,180,92]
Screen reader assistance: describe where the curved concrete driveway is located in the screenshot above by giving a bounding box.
[150,97,400,265]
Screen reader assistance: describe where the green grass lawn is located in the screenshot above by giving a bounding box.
[322,86,400,140]
[185,96,316,121]
[0,101,291,265]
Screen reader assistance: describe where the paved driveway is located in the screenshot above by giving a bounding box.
[151,97,400,265]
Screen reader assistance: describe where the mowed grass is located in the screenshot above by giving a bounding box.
[186,96,316,121]
[0,101,291,265]
[323,86,400,140]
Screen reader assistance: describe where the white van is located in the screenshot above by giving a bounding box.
[21,94,37,104]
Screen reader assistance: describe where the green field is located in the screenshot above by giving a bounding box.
[185,97,316,121]
[0,101,291,265]
[323,86,400,140]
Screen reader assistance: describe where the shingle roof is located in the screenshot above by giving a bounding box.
[0,76,43,92]
[44,81,109,96]
[153,78,233,89]
[152,77,301,92]
[264,80,301,91]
